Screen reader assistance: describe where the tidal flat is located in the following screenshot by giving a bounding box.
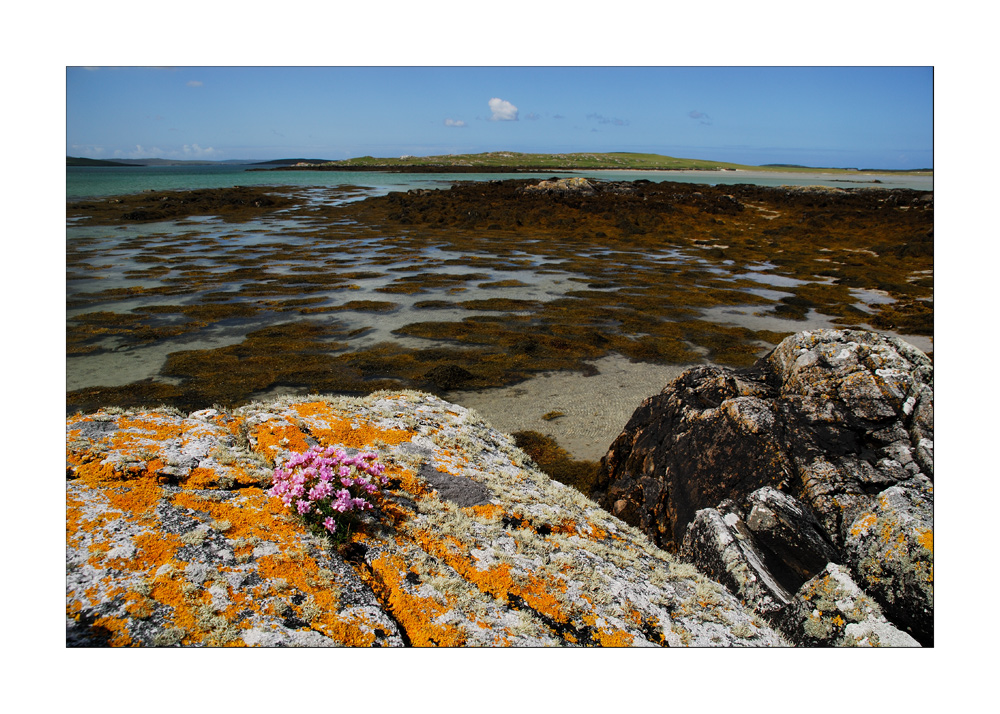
[67,179,933,469]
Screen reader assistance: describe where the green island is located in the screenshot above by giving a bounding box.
[252,151,932,174]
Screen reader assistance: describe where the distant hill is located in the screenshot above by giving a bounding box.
[104,158,261,166]
[67,156,135,167]
[267,152,932,175]
[67,157,262,167]
[248,158,336,166]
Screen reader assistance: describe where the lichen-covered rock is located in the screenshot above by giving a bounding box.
[779,564,919,647]
[680,492,918,647]
[597,329,933,645]
[743,487,840,584]
[680,505,795,617]
[843,485,933,643]
[67,391,785,647]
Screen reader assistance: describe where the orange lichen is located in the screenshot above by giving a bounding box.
[583,520,610,541]
[917,528,933,554]
[111,532,183,572]
[291,404,415,449]
[252,422,311,460]
[358,549,465,646]
[581,614,636,647]
[112,414,185,449]
[412,526,570,626]
[92,614,135,646]
[384,464,432,500]
[183,466,220,489]
[170,489,285,542]
[850,513,877,537]
[465,503,505,520]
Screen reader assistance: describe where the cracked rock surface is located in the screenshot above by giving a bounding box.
[597,329,933,645]
[67,390,784,647]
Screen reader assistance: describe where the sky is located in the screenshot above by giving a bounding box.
[66,66,933,170]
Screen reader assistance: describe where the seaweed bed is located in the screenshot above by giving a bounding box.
[67,179,933,450]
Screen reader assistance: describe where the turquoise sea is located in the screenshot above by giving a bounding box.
[66,164,933,200]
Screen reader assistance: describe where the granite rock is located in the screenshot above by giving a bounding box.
[67,391,785,647]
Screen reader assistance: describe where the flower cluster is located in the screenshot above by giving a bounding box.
[269,445,387,538]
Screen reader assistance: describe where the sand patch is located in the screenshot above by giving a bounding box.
[448,353,693,461]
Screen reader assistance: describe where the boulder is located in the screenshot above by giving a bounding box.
[597,329,933,645]
[523,177,595,194]
[67,391,785,647]
[681,494,919,647]
[779,564,920,647]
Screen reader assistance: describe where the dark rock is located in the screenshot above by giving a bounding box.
[743,487,839,584]
[596,365,793,548]
[598,329,933,645]
[418,463,493,507]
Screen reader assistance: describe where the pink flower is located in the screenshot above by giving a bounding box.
[309,482,333,500]
[323,517,337,533]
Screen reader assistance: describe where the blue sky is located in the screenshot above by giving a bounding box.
[66,66,932,169]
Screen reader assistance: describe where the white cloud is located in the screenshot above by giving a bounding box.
[588,113,629,126]
[444,118,466,127]
[187,80,203,87]
[70,144,104,156]
[116,144,165,158]
[488,97,518,121]
[183,144,219,157]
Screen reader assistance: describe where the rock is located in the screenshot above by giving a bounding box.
[843,485,933,643]
[597,329,933,645]
[680,494,918,647]
[680,505,796,617]
[743,487,840,584]
[597,366,793,548]
[67,391,784,647]
[523,177,595,194]
[779,564,920,647]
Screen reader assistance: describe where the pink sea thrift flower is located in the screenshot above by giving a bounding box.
[269,445,387,537]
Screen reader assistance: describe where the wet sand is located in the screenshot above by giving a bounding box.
[448,354,691,461]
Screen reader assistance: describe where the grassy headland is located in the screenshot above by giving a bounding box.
[257,151,932,175]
